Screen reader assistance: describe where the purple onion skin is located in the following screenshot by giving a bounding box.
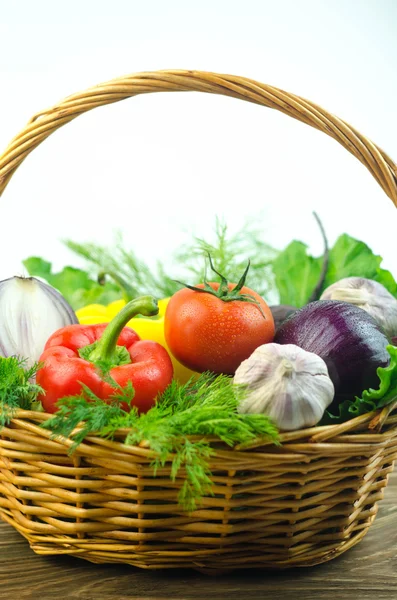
[274,300,390,414]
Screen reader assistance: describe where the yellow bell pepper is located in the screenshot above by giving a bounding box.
[76,298,196,384]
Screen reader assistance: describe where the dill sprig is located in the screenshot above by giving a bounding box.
[0,357,43,426]
[42,373,279,510]
[65,231,179,299]
[175,217,278,299]
[41,382,136,451]
[64,217,278,303]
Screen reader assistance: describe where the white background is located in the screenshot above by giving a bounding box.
[0,0,396,291]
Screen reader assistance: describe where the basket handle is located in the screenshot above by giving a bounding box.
[0,69,396,204]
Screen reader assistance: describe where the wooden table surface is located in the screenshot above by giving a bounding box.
[0,470,396,600]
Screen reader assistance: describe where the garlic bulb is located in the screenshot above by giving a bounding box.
[234,343,334,431]
[0,276,78,367]
[320,277,397,339]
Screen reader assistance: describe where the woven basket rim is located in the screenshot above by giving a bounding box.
[6,403,397,454]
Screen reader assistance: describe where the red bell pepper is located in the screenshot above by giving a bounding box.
[37,296,174,414]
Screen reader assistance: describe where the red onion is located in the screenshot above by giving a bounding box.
[274,300,390,413]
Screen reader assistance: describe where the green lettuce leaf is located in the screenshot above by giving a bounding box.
[271,233,397,307]
[271,241,322,307]
[23,257,121,310]
[325,234,397,296]
[373,268,397,297]
[321,345,397,424]
[360,345,397,408]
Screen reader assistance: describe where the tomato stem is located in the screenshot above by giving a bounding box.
[175,253,267,319]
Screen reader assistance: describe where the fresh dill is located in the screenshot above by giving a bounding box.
[174,217,278,299]
[0,357,43,426]
[41,381,136,451]
[63,217,278,303]
[64,231,180,299]
[42,373,279,510]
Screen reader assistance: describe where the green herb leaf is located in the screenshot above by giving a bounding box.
[62,218,278,303]
[64,234,180,300]
[25,217,278,308]
[0,357,43,427]
[321,345,397,424]
[175,217,278,299]
[41,383,135,451]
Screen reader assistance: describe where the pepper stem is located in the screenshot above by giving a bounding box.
[88,295,159,365]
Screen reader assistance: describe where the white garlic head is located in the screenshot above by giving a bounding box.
[234,343,334,431]
[320,277,397,340]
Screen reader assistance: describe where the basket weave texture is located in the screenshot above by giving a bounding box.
[0,70,397,571]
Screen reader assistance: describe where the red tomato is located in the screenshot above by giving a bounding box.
[164,282,275,375]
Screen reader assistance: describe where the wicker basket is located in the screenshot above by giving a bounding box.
[0,70,397,572]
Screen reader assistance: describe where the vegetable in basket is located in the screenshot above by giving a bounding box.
[0,276,78,367]
[36,295,173,414]
[274,300,390,414]
[164,256,275,375]
[234,343,334,430]
[77,297,196,384]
